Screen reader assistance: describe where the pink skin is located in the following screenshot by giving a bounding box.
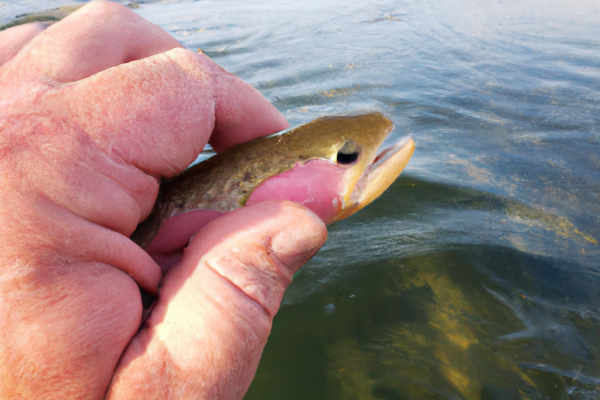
[0,2,327,400]
[0,22,50,66]
[246,159,345,222]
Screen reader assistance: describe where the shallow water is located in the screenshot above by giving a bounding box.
[3,0,600,398]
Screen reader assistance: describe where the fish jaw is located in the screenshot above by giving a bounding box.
[245,138,414,224]
[333,138,415,222]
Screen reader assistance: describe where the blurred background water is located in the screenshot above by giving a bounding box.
[2,0,599,398]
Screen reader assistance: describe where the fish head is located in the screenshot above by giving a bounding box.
[245,112,415,224]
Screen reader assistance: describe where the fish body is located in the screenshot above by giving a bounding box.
[132,113,414,253]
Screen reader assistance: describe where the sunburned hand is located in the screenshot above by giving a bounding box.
[0,2,327,399]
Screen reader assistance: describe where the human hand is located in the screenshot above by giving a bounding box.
[0,2,327,399]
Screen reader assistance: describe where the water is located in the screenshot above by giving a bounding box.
[3,0,599,398]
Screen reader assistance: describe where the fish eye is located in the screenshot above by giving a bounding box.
[336,140,361,165]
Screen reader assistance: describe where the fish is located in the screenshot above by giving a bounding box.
[131,112,414,255]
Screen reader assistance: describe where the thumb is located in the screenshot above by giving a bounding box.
[107,201,327,399]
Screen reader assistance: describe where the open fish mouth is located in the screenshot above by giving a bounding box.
[336,137,415,221]
[371,136,414,171]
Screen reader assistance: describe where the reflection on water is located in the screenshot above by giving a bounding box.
[251,243,600,399]
[3,0,599,398]
[285,176,599,301]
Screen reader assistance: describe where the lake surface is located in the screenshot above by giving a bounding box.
[3,0,600,398]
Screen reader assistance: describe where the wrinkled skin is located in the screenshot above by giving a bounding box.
[0,2,327,399]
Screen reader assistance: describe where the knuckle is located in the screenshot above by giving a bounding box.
[82,1,133,19]
[207,245,290,318]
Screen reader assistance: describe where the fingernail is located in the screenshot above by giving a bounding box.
[270,208,327,274]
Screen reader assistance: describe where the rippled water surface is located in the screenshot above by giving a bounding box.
[3,0,600,398]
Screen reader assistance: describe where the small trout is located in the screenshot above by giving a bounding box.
[131,113,414,252]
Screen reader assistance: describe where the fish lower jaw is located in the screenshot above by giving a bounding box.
[336,139,415,221]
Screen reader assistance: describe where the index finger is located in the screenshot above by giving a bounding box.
[25,1,183,83]
[20,1,288,157]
